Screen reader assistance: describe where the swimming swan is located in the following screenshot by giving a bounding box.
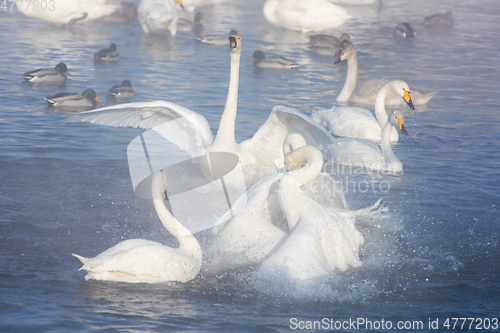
[15,0,119,25]
[204,133,347,273]
[138,0,183,35]
[335,42,437,106]
[257,144,364,284]
[325,110,408,173]
[263,0,351,33]
[72,36,335,189]
[312,80,415,143]
[73,171,202,283]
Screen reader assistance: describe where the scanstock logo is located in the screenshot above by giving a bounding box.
[126,115,247,237]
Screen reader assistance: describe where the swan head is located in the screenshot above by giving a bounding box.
[284,146,323,174]
[388,110,408,135]
[389,80,415,110]
[229,35,242,54]
[283,133,307,156]
[334,41,355,64]
[247,50,265,62]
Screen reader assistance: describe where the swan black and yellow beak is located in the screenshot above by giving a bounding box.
[397,117,408,135]
[403,89,415,110]
[229,36,239,49]
[177,0,183,9]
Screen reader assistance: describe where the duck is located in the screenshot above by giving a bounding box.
[394,23,417,39]
[45,89,103,109]
[138,0,183,35]
[106,80,135,102]
[15,0,120,26]
[263,0,351,33]
[257,144,364,285]
[308,33,351,56]
[203,133,348,273]
[325,110,408,174]
[94,43,120,62]
[177,12,207,36]
[335,42,437,106]
[247,50,298,69]
[196,29,238,46]
[312,80,415,143]
[23,62,71,85]
[72,35,336,190]
[72,170,202,283]
[424,11,454,27]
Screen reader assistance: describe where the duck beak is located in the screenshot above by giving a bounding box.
[403,89,415,110]
[66,70,72,76]
[398,118,408,135]
[247,56,254,61]
[95,96,103,103]
[202,17,208,22]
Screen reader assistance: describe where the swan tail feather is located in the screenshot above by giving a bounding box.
[339,198,388,226]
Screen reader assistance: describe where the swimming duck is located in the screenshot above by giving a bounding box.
[248,50,298,69]
[177,12,207,36]
[424,11,454,27]
[23,62,71,85]
[45,89,103,109]
[394,23,416,39]
[94,43,120,62]
[308,33,351,56]
[196,29,238,46]
[106,80,135,102]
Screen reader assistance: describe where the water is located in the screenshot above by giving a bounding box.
[1,0,499,331]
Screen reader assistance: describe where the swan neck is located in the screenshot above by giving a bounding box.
[374,83,391,128]
[280,147,323,230]
[380,120,400,169]
[337,54,357,102]
[152,173,201,252]
[213,50,240,146]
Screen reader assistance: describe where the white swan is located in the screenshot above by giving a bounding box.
[15,0,120,25]
[325,110,408,173]
[203,133,348,273]
[312,80,415,143]
[138,0,183,35]
[72,36,336,189]
[336,42,437,106]
[257,145,364,284]
[181,0,227,13]
[72,171,202,283]
[263,0,351,33]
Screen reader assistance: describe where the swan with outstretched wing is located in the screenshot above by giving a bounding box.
[71,36,335,189]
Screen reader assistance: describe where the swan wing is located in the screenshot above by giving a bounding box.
[239,105,335,186]
[70,100,214,148]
